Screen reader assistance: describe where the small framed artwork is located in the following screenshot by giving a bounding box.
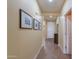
[38,22,41,30]
[19,9,33,29]
[33,19,41,30]
[33,19,39,30]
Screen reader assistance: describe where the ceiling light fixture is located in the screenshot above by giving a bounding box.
[49,0,53,2]
[49,15,53,18]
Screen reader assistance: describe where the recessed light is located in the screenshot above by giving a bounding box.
[49,15,53,18]
[49,0,53,2]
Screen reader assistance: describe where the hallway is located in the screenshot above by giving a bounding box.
[7,0,72,59]
[37,39,71,59]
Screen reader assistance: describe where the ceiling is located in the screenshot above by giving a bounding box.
[36,0,65,21]
[44,16,57,22]
[37,0,65,13]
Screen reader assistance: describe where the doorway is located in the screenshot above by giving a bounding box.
[47,22,56,39]
[65,8,72,54]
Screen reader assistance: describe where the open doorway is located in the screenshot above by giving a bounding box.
[47,22,56,39]
[46,21,58,44]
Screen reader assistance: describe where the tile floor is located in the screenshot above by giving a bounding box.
[37,39,71,59]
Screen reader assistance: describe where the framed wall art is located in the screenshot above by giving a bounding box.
[33,19,39,30]
[38,22,41,30]
[19,9,33,29]
[33,19,41,30]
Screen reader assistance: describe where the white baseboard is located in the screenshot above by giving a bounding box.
[58,44,68,54]
[8,55,17,59]
[33,44,43,59]
[58,44,64,53]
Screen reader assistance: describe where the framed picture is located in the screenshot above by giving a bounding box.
[33,19,39,30]
[19,9,33,29]
[38,22,41,30]
[33,19,41,30]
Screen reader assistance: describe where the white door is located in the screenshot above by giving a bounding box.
[47,22,55,39]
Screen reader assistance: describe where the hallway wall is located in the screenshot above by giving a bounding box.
[57,0,72,53]
[61,0,72,16]
[42,20,47,46]
[57,16,65,52]
[7,0,43,59]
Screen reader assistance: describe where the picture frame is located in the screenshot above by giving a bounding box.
[38,22,41,30]
[33,19,41,30]
[33,19,39,30]
[19,9,33,29]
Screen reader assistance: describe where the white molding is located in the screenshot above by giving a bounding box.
[8,55,17,58]
[58,44,68,54]
[58,44,64,53]
[33,44,43,59]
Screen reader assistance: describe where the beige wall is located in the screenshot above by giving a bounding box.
[57,16,65,52]
[61,0,72,16]
[42,19,47,46]
[7,0,43,59]
[57,0,72,53]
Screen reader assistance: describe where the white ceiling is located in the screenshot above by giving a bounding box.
[37,0,65,13]
[44,16,57,22]
[36,0,65,21]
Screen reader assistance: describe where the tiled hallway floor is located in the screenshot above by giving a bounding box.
[37,39,71,59]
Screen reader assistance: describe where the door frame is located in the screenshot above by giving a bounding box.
[64,8,72,54]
